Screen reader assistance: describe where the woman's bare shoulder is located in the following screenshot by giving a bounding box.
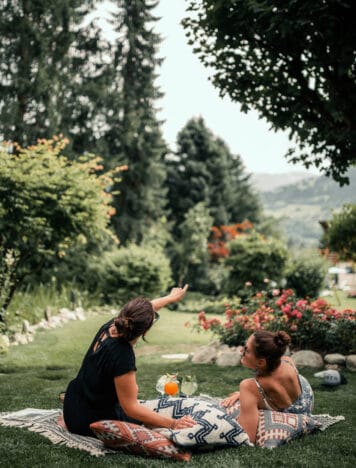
[240,378,259,394]
[282,356,297,367]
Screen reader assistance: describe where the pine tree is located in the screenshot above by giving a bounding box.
[165,117,261,229]
[108,0,168,244]
[0,0,101,146]
[60,22,116,158]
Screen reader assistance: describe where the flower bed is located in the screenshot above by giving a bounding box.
[194,288,356,355]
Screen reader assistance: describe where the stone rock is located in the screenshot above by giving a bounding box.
[161,353,189,361]
[324,353,346,365]
[12,332,29,345]
[58,308,77,321]
[216,349,242,367]
[216,344,231,353]
[49,316,63,328]
[291,350,323,368]
[59,307,72,317]
[208,340,222,350]
[345,355,356,372]
[22,319,31,334]
[191,345,217,364]
[0,334,10,355]
[35,319,51,330]
[74,307,85,321]
[325,363,341,371]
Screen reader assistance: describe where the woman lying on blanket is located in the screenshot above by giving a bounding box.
[63,285,196,436]
[221,330,314,444]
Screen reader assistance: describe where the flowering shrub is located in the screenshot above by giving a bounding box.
[193,288,356,354]
[208,222,253,261]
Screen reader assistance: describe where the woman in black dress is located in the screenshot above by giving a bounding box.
[63,285,195,436]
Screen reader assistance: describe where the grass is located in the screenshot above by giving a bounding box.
[325,290,356,310]
[1,307,355,467]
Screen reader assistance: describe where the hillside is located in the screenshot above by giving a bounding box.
[258,168,356,247]
[250,171,317,192]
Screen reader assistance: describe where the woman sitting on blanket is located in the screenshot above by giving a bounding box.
[221,330,314,443]
[63,285,196,436]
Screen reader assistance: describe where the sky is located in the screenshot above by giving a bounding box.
[95,0,321,176]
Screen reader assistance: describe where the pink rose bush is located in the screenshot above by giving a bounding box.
[194,288,355,354]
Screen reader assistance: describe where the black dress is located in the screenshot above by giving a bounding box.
[63,320,138,436]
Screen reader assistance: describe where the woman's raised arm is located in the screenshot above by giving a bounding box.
[150,285,189,311]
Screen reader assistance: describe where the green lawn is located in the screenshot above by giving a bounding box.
[0,308,355,467]
[326,290,356,310]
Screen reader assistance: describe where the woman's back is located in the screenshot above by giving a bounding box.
[254,357,313,414]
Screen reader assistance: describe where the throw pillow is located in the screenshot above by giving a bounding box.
[256,410,320,449]
[221,400,320,448]
[140,397,251,450]
[90,420,191,461]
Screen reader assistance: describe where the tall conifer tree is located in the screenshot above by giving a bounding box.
[0,0,105,146]
[109,0,168,244]
[165,117,261,230]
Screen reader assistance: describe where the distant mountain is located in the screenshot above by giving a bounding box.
[257,168,356,247]
[250,171,317,192]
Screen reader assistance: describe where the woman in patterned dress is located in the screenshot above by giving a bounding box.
[221,330,313,443]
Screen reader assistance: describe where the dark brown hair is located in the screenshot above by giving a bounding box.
[253,330,291,373]
[114,297,155,342]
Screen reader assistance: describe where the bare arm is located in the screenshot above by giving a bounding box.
[151,285,189,311]
[114,371,196,430]
[237,379,260,444]
[221,391,240,408]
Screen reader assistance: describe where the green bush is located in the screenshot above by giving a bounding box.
[3,282,96,333]
[0,138,119,315]
[285,252,328,298]
[174,292,240,315]
[90,244,172,305]
[30,237,113,290]
[224,232,288,296]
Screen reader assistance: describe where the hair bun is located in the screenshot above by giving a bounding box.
[114,317,133,331]
[274,331,291,348]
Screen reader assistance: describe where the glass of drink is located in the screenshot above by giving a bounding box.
[156,373,179,397]
[164,379,179,397]
[181,375,198,397]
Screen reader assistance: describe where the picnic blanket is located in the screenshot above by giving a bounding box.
[0,407,345,457]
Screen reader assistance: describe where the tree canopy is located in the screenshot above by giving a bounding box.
[0,0,109,149]
[0,138,120,313]
[321,204,356,262]
[165,117,261,229]
[110,0,168,244]
[183,0,356,184]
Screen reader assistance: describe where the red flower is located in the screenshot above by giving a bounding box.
[291,310,303,320]
[198,311,206,321]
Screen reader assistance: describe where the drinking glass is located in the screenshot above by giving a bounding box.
[156,373,179,397]
[164,379,179,397]
[181,375,198,397]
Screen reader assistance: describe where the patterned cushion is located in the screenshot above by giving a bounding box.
[223,401,320,448]
[90,420,191,461]
[140,397,251,450]
[256,410,320,448]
